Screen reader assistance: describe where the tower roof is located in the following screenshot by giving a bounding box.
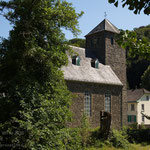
[85,19,120,36]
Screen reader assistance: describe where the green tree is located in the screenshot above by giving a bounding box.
[134,25,150,42]
[141,65,150,91]
[0,0,83,149]
[68,38,86,48]
[115,28,150,89]
[127,59,149,89]
[116,30,150,61]
[108,0,150,15]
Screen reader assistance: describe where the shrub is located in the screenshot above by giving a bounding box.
[61,128,82,150]
[89,127,101,147]
[127,128,150,143]
[109,129,130,149]
[80,114,91,147]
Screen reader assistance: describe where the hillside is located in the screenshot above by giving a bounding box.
[134,25,150,42]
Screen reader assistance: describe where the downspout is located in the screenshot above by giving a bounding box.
[121,87,123,128]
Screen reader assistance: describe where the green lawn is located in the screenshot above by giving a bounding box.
[86,144,150,150]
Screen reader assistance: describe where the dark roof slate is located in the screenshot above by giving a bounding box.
[127,88,150,102]
[85,19,120,36]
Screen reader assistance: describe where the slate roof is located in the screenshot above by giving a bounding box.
[62,46,123,86]
[85,19,120,36]
[127,88,150,102]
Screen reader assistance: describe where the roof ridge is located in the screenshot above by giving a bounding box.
[85,19,120,36]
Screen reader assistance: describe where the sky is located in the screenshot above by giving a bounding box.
[0,0,150,40]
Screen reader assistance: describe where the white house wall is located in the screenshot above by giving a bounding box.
[137,94,150,125]
[128,103,137,115]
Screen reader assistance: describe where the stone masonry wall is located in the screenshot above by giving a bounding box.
[105,32,127,126]
[86,32,105,64]
[66,81,122,129]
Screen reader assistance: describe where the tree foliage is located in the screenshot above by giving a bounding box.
[0,0,83,149]
[116,30,150,61]
[127,59,149,89]
[134,25,150,42]
[141,65,150,91]
[141,112,150,121]
[108,0,150,15]
[68,38,85,48]
[121,25,150,89]
[115,27,150,89]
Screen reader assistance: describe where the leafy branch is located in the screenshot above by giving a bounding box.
[108,0,150,15]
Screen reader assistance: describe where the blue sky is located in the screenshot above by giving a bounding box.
[0,0,150,40]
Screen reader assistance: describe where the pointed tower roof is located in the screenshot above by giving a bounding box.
[85,19,120,36]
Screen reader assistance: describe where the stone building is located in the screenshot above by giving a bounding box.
[62,19,127,129]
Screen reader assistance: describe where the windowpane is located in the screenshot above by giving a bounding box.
[131,104,135,111]
[84,92,91,116]
[141,104,144,111]
[146,96,149,101]
[105,92,111,113]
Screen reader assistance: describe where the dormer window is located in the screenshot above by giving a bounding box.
[72,56,80,66]
[91,59,99,69]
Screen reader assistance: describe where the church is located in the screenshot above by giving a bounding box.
[62,19,127,129]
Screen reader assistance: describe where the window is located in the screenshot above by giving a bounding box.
[84,91,91,116]
[105,92,111,113]
[131,104,135,111]
[111,37,114,45]
[146,96,149,101]
[128,115,136,123]
[142,115,145,122]
[141,104,144,111]
[91,59,99,69]
[72,56,80,66]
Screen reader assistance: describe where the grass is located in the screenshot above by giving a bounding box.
[85,144,150,150]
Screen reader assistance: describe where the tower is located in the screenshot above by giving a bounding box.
[85,19,127,126]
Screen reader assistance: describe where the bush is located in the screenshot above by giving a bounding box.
[80,114,91,147]
[109,129,130,149]
[127,128,150,143]
[61,128,82,150]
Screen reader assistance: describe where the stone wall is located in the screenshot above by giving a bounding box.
[105,32,127,126]
[86,32,105,64]
[66,80,122,129]
[85,31,128,126]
